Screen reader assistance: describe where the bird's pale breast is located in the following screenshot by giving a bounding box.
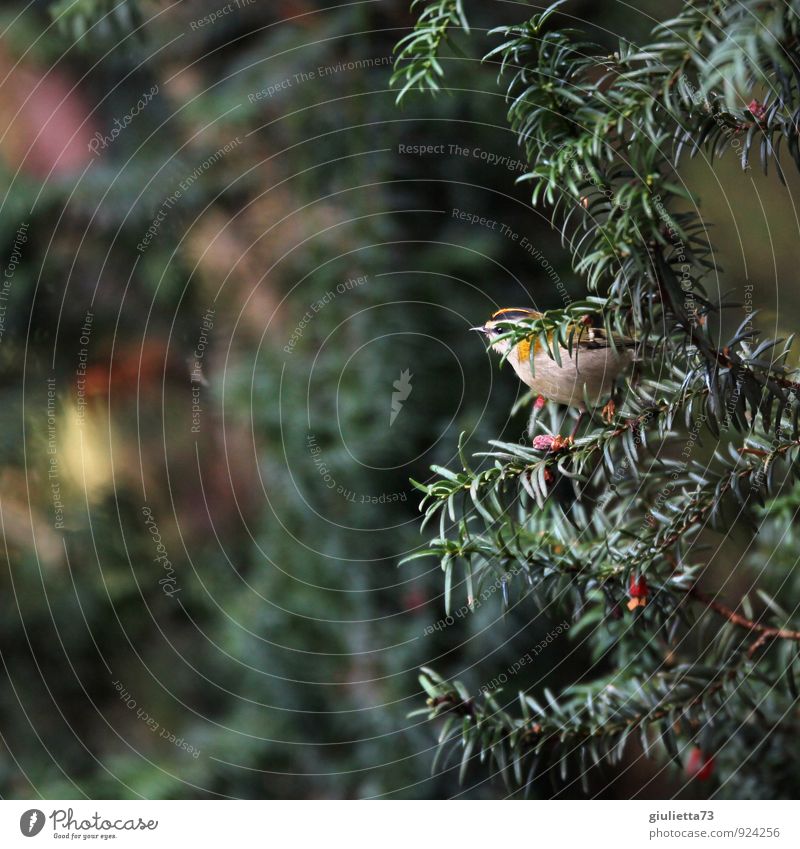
[508,340,630,408]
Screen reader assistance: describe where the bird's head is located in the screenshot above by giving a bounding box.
[472,308,541,355]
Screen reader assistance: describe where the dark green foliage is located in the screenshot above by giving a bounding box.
[49,0,143,47]
[391,0,470,103]
[1,0,567,799]
[395,0,800,797]
[3,0,799,801]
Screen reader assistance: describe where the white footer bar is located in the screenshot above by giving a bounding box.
[1,799,798,848]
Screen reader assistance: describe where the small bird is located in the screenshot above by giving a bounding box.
[473,307,635,442]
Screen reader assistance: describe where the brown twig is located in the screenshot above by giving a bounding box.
[688,585,800,656]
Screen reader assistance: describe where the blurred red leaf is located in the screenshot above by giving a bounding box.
[0,43,97,178]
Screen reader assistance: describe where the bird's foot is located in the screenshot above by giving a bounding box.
[601,399,616,424]
[533,395,547,411]
[532,434,573,453]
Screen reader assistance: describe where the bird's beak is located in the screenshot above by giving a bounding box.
[470,326,488,334]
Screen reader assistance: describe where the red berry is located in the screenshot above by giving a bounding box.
[629,574,649,598]
[626,574,649,610]
[748,99,767,122]
[686,747,714,781]
[402,588,427,611]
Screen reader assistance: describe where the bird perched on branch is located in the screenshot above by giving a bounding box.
[473,307,636,446]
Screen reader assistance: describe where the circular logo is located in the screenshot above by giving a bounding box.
[19,810,46,837]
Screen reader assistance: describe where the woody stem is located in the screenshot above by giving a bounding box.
[688,585,800,652]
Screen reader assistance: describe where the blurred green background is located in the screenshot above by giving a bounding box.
[0,0,796,799]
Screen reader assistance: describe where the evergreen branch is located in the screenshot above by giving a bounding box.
[391,0,470,104]
[689,586,800,656]
[410,424,800,621]
[49,0,143,47]
[414,657,760,792]
[396,0,800,792]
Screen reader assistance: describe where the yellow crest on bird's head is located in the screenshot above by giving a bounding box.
[489,307,540,323]
[479,307,541,333]
[480,307,541,334]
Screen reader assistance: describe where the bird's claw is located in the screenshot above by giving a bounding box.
[532,434,573,453]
